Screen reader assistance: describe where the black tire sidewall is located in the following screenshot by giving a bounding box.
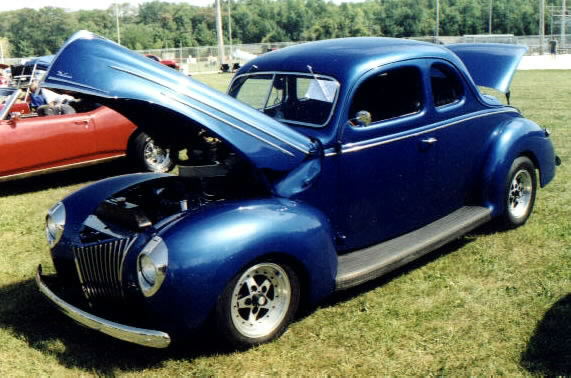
[216,260,301,349]
[502,156,537,228]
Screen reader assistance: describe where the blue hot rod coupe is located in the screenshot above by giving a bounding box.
[37,31,559,349]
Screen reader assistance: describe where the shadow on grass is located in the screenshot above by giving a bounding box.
[0,223,495,371]
[521,294,571,375]
[0,279,223,373]
[320,236,473,309]
[0,159,134,197]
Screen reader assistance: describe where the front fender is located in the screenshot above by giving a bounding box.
[481,118,556,216]
[147,198,337,331]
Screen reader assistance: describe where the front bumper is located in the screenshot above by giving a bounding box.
[35,265,171,348]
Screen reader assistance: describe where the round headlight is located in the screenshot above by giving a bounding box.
[137,236,168,297]
[46,202,66,247]
[140,254,157,286]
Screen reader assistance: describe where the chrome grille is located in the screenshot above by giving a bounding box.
[73,237,136,300]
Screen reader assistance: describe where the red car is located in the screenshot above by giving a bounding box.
[145,54,180,70]
[0,88,173,182]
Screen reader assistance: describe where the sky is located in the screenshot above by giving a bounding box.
[0,0,366,13]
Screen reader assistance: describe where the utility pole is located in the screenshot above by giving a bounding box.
[489,0,493,34]
[562,0,567,48]
[115,3,121,45]
[539,0,545,54]
[435,0,439,41]
[228,0,233,49]
[215,0,225,66]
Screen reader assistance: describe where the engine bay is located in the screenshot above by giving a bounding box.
[79,130,268,244]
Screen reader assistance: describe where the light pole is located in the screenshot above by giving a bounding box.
[539,0,545,54]
[562,0,566,48]
[435,0,439,41]
[215,0,225,66]
[228,0,232,48]
[489,0,493,34]
[115,3,121,45]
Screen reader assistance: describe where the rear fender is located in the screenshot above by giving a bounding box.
[480,118,556,216]
[146,198,337,330]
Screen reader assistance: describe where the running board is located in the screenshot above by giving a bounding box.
[335,206,492,290]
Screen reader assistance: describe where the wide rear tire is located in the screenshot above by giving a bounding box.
[500,156,537,228]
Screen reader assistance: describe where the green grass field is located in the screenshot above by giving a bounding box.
[0,71,569,376]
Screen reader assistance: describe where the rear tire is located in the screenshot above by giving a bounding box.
[129,131,174,173]
[216,261,300,349]
[499,156,537,228]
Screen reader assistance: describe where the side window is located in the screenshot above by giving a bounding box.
[349,66,423,125]
[430,63,464,107]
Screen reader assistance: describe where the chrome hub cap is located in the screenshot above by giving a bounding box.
[144,139,171,172]
[508,169,533,219]
[230,263,291,338]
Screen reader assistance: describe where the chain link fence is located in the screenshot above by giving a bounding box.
[136,35,571,74]
[3,35,570,74]
[137,41,301,75]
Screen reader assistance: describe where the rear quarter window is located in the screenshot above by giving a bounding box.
[430,63,464,107]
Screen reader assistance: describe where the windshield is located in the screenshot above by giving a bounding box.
[228,73,339,128]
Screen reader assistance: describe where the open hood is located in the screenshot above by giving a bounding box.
[447,43,527,93]
[25,55,54,71]
[42,31,317,173]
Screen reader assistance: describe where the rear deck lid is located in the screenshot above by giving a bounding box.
[447,43,527,93]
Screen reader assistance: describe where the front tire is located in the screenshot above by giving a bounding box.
[129,132,174,173]
[216,261,300,349]
[500,156,537,228]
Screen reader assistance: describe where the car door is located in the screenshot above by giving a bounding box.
[0,112,96,177]
[334,62,444,251]
[424,60,500,216]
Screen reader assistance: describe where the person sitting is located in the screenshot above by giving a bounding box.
[0,71,8,87]
[29,81,76,116]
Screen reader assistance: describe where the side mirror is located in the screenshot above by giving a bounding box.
[351,110,372,127]
[338,110,373,153]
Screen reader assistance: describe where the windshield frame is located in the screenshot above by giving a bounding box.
[0,88,20,121]
[228,71,340,128]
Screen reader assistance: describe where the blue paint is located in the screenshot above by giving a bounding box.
[41,32,558,343]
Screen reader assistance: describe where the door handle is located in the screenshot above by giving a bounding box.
[421,137,438,145]
[74,119,89,127]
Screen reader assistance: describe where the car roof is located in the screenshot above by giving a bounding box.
[237,37,462,85]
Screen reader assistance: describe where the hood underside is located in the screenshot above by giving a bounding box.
[447,43,527,93]
[42,31,317,173]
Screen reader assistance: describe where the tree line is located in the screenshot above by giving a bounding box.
[0,0,562,58]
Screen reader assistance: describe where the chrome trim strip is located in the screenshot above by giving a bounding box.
[0,155,125,183]
[0,89,20,121]
[110,65,310,155]
[36,265,171,348]
[332,109,517,156]
[46,76,110,95]
[162,92,295,157]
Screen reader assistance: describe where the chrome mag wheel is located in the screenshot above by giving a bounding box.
[500,156,537,228]
[508,169,533,220]
[230,263,292,339]
[130,131,175,173]
[142,137,173,173]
